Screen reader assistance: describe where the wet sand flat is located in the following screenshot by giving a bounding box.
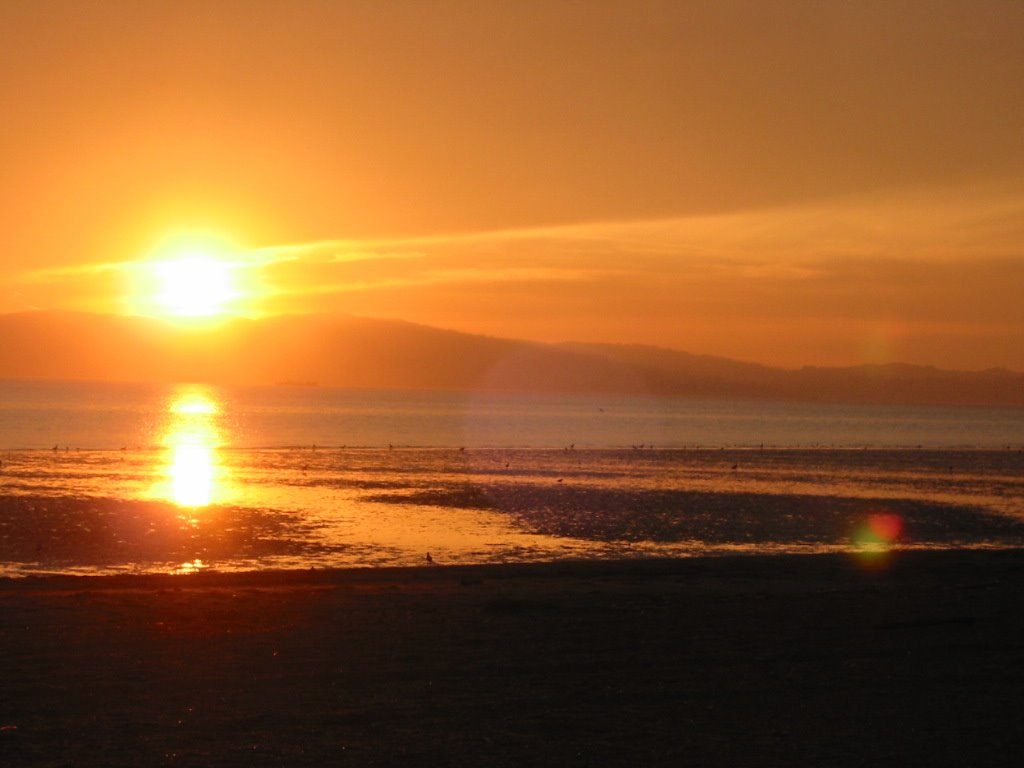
[2,550,1024,766]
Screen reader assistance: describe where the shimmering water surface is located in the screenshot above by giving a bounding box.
[1,380,1022,576]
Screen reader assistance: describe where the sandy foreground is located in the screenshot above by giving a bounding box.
[2,551,1023,767]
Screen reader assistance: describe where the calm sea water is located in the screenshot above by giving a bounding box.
[1,379,1022,577]
[1,379,1022,450]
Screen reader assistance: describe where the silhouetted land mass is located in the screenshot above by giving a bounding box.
[1,310,1022,406]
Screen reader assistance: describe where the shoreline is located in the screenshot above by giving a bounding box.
[3,545,1024,590]
[4,444,1023,452]
[3,548,1024,765]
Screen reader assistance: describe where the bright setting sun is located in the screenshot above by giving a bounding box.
[154,255,236,317]
[124,232,254,321]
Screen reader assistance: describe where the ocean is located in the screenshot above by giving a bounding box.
[1,379,1022,576]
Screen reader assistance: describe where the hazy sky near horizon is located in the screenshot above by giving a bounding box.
[2,0,1023,369]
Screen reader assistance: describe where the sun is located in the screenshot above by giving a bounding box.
[126,231,253,321]
[155,254,237,317]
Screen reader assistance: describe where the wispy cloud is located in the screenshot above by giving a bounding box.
[18,184,1024,303]
[260,266,609,300]
[253,182,1024,283]
[252,240,426,265]
[8,182,1023,369]
[18,261,126,283]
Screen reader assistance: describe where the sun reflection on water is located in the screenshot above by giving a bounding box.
[169,441,216,506]
[176,558,208,574]
[155,386,231,508]
[171,395,218,415]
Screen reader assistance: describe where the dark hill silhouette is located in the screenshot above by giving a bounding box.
[559,342,1024,406]
[0,311,1021,406]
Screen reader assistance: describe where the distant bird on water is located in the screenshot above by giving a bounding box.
[425,552,433,564]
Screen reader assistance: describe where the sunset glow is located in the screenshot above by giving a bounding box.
[1,2,1022,371]
[2,6,1022,762]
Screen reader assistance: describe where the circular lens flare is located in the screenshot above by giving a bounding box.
[852,510,905,568]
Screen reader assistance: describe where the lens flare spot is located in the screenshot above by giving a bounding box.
[852,510,905,568]
[868,513,904,542]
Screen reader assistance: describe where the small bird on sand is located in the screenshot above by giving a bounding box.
[425,552,433,563]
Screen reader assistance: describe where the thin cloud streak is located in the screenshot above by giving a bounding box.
[260,183,1024,273]
[261,267,609,300]
[7,184,1023,369]
[19,261,125,283]
[255,184,1024,297]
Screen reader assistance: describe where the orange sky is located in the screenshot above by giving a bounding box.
[1,0,1022,370]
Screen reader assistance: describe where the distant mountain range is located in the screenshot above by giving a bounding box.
[0,311,1021,407]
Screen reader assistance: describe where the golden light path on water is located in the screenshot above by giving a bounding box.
[153,385,233,512]
[0,384,974,576]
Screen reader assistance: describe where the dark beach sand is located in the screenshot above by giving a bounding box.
[3,550,1024,767]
